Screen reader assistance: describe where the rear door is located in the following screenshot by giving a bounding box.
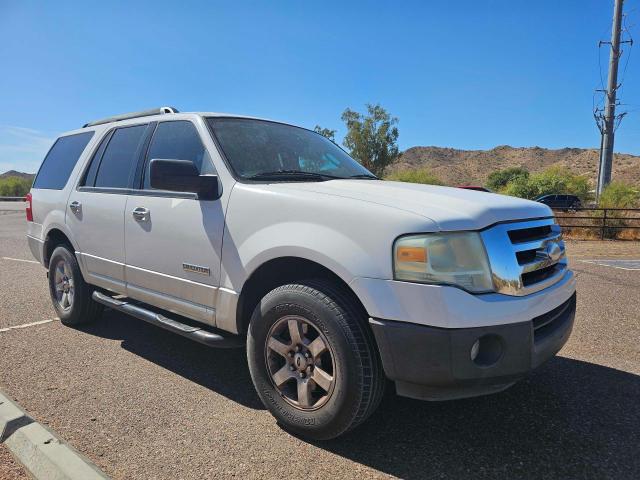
[67,123,152,293]
[123,120,224,325]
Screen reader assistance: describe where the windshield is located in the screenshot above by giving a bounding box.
[207,117,375,181]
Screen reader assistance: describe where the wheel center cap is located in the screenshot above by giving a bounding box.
[293,353,308,371]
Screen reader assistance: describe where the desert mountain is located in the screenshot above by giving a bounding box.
[390,146,640,187]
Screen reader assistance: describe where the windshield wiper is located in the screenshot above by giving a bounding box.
[348,174,379,180]
[247,170,341,181]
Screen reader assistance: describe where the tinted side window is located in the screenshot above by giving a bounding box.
[82,131,113,187]
[143,121,213,189]
[33,132,94,190]
[95,125,147,188]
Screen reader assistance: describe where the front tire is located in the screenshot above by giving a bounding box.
[48,245,103,326]
[247,280,384,440]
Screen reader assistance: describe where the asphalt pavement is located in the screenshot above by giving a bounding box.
[1,208,639,479]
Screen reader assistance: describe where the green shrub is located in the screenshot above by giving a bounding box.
[598,181,639,208]
[385,167,443,185]
[0,176,32,197]
[486,167,529,191]
[497,166,592,202]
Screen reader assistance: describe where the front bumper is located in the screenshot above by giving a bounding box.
[370,293,576,401]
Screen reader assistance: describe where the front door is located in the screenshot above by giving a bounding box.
[123,120,225,325]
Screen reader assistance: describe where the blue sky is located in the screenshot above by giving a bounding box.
[0,0,638,173]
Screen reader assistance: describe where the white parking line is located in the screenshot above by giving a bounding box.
[0,318,57,333]
[1,256,40,264]
[579,259,640,271]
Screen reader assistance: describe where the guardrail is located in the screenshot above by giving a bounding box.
[0,196,26,201]
[553,207,640,240]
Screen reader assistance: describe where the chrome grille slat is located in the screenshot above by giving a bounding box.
[511,232,563,252]
[520,251,566,273]
[481,218,568,296]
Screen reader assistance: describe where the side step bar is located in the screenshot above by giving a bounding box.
[92,291,243,349]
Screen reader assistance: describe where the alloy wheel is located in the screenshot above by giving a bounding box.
[265,315,336,410]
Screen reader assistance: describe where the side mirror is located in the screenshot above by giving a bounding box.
[150,159,219,200]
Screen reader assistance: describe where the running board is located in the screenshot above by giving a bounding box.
[92,291,243,349]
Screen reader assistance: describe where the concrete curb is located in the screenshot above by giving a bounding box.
[0,391,109,480]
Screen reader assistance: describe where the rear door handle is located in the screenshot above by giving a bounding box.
[132,207,150,222]
[69,201,81,214]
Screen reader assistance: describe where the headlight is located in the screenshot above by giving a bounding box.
[393,232,494,293]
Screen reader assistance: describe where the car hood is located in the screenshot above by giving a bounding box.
[277,180,552,231]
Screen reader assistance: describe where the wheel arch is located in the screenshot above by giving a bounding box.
[43,227,76,268]
[235,256,370,335]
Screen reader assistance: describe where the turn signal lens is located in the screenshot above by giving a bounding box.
[396,246,427,263]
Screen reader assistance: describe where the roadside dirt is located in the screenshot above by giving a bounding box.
[0,444,28,480]
[564,239,640,258]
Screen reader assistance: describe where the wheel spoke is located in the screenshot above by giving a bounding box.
[307,336,328,359]
[272,365,294,387]
[55,281,64,292]
[61,292,70,308]
[288,319,304,346]
[267,337,291,358]
[63,262,71,278]
[311,366,333,392]
[297,379,313,408]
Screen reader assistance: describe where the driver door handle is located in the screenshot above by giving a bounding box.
[132,207,150,222]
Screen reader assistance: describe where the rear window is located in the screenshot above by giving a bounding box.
[33,132,94,190]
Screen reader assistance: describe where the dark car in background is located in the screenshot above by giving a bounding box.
[535,194,582,210]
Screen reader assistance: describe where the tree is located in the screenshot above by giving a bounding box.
[486,167,529,191]
[341,104,399,176]
[313,125,336,143]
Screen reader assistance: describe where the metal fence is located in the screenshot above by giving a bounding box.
[553,207,640,239]
[0,196,26,201]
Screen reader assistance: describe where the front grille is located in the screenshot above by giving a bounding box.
[522,264,558,286]
[508,225,552,244]
[533,293,576,342]
[481,218,568,296]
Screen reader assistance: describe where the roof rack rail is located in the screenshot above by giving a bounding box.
[83,106,179,128]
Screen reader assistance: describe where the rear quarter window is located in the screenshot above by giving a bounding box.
[33,132,94,190]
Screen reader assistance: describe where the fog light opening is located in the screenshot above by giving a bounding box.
[470,334,503,367]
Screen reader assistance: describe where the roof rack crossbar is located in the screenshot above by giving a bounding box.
[83,106,179,128]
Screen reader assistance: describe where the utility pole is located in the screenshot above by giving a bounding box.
[596,0,625,199]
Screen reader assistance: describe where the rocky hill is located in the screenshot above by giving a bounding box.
[0,170,35,181]
[390,146,640,186]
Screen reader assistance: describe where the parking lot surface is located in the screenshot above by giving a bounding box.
[1,207,639,479]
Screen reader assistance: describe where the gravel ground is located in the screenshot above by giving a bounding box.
[1,210,639,479]
[0,444,28,480]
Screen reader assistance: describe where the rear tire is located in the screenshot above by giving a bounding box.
[48,245,103,326]
[247,279,384,440]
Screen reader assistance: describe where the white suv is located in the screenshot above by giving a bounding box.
[26,107,576,440]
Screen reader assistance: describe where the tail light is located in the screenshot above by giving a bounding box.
[25,192,33,222]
